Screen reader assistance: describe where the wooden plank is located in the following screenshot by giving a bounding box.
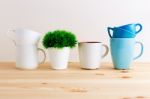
[0,62,150,99]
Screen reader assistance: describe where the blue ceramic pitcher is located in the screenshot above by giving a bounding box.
[110,38,143,70]
[107,23,142,38]
[107,27,136,38]
[117,23,142,34]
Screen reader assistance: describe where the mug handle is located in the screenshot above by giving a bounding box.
[107,27,113,38]
[6,29,16,46]
[38,48,46,64]
[133,41,144,60]
[135,23,142,34]
[101,44,109,58]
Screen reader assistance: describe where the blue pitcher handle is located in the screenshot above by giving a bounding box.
[135,23,142,34]
[107,27,113,38]
[133,41,144,60]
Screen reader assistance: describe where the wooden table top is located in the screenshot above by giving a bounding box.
[0,62,150,99]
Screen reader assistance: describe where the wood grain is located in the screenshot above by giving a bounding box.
[0,62,150,99]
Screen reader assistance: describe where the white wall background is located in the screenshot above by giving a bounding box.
[0,0,150,62]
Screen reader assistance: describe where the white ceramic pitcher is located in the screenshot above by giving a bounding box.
[7,28,41,45]
[16,45,46,70]
[7,28,46,70]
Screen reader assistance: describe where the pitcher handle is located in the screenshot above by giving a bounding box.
[38,48,46,64]
[101,44,109,58]
[133,41,144,60]
[107,27,113,38]
[135,23,142,34]
[6,29,16,46]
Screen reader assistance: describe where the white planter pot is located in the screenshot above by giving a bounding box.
[48,47,70,70]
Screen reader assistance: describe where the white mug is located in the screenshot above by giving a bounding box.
[7,28,41,45]
[78,42,109,69]
[16,45,46,70]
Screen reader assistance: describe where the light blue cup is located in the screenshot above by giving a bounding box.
[110,38,144,70]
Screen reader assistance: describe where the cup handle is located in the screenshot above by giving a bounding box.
[6,29,16,46]
[107,27,113,38]
[133,41,144,60]
[38,48,46,64]
[135,23,142,34]
[101,44,109,58]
